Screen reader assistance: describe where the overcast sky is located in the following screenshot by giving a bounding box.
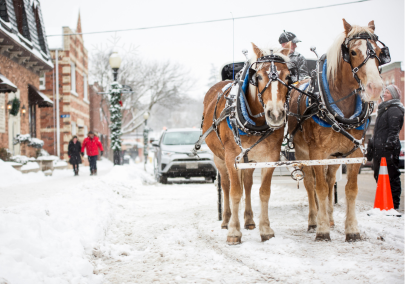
[41,0,404,98]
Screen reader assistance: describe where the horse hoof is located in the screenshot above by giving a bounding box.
[330,221,335,228]
[307,225,317,232]
[261,234,275,242]
[227,236,242,245]
[315,233,331,241]
[244,224,256,230]
[345,233,361,242]
[221,225,228,230]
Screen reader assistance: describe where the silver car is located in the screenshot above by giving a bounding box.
[152,128,217,184]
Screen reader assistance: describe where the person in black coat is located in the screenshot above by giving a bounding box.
[367,85,404,209]
[68,135,82,176]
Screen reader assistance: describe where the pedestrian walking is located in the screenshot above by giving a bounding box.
[367,85,404,209]
[279,30,309,81]
[68,135,82,176]
[81,131,104,176]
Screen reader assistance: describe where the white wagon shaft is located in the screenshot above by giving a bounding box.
[234,157,367,170]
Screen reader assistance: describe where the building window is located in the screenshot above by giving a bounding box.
[84,126,88,137]
[33,4,46,53]
[0,0,9,22]
[83,74,88,101]
[71,62,76,93]
[71,121,76,135]
[12,0,31,40]
[391,78,395,85]
[29,103,36,138]
[39,73,45,90]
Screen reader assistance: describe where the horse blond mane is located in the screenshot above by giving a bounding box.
[326,25,374,85]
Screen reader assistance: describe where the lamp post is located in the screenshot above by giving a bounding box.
[143,112,150,170]
[109,52,123,165]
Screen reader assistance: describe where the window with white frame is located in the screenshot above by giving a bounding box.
[71,62,76,93]
[71,121,77,135]
[39,73,45,90]
[84,125,88,137]
[83,74,88,101]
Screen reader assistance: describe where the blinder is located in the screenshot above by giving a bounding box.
[341,32,391,66]
[248,53,296,87]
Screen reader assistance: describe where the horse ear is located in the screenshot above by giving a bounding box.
[368,20,375,31]
[342,18,352,35]
[251,42,263,59]
[281,42,291,56]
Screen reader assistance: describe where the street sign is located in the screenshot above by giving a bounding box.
[60,114,70,118]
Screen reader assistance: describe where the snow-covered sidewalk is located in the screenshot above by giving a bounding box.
[0,162,403,283]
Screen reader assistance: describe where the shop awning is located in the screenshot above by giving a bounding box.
[0,74,18,93]
[28,85,53,108]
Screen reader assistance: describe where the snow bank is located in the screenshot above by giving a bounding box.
[0,163,121,284]
[21,161,39,170]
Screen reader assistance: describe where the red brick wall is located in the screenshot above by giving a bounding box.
[0,53,43,152]
[41,25,90,160]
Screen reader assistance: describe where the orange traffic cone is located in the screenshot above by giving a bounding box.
[373,157,394,211]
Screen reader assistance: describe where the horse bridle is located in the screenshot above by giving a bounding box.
[248,51,294,109]
[341,33,391,86]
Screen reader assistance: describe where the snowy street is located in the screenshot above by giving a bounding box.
[0,162,404,284]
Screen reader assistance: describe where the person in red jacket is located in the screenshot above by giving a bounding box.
[81,131,104,176]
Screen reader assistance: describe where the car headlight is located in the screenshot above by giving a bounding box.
[162,151,174,157]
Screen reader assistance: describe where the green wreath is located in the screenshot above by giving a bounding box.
[9,97,20,116]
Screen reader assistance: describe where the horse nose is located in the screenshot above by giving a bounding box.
[271,109,285,121]
[366,82,383,100]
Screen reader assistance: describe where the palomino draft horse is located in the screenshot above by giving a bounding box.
[288,19,386,241]
[202,43,292,244]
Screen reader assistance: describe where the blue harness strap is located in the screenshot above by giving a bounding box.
[306,60,368,130]
[226,69,251,136]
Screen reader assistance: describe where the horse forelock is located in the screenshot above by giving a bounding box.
[326,25,375,87]
[250,47,290,71]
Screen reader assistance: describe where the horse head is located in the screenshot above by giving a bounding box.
[328,19,386,101]
[250,42,292,128]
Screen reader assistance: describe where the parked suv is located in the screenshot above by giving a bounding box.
[152,128,217,184]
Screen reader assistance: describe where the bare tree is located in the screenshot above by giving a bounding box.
[89,37,190,135]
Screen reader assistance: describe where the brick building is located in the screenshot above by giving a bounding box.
[41,14,90,160]
[380,61,404,140]
[0,0,53,155]
[89,81,110,158]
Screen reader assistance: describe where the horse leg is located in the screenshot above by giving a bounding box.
[243,169,256,230]
[311,152,331,241]
[225,158,243,244]
[214,155,231,229]
[259,167,275,241]
[295,147,318,232]
[302,166,318,232]
[326,165,340,228]
[345,157,361,242]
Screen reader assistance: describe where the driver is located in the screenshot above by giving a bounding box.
[279,31,309,82]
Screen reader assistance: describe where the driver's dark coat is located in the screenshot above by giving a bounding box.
[289,51,309,81]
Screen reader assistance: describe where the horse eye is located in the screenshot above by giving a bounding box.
[257,75,262,80]
[351,50,357,56]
